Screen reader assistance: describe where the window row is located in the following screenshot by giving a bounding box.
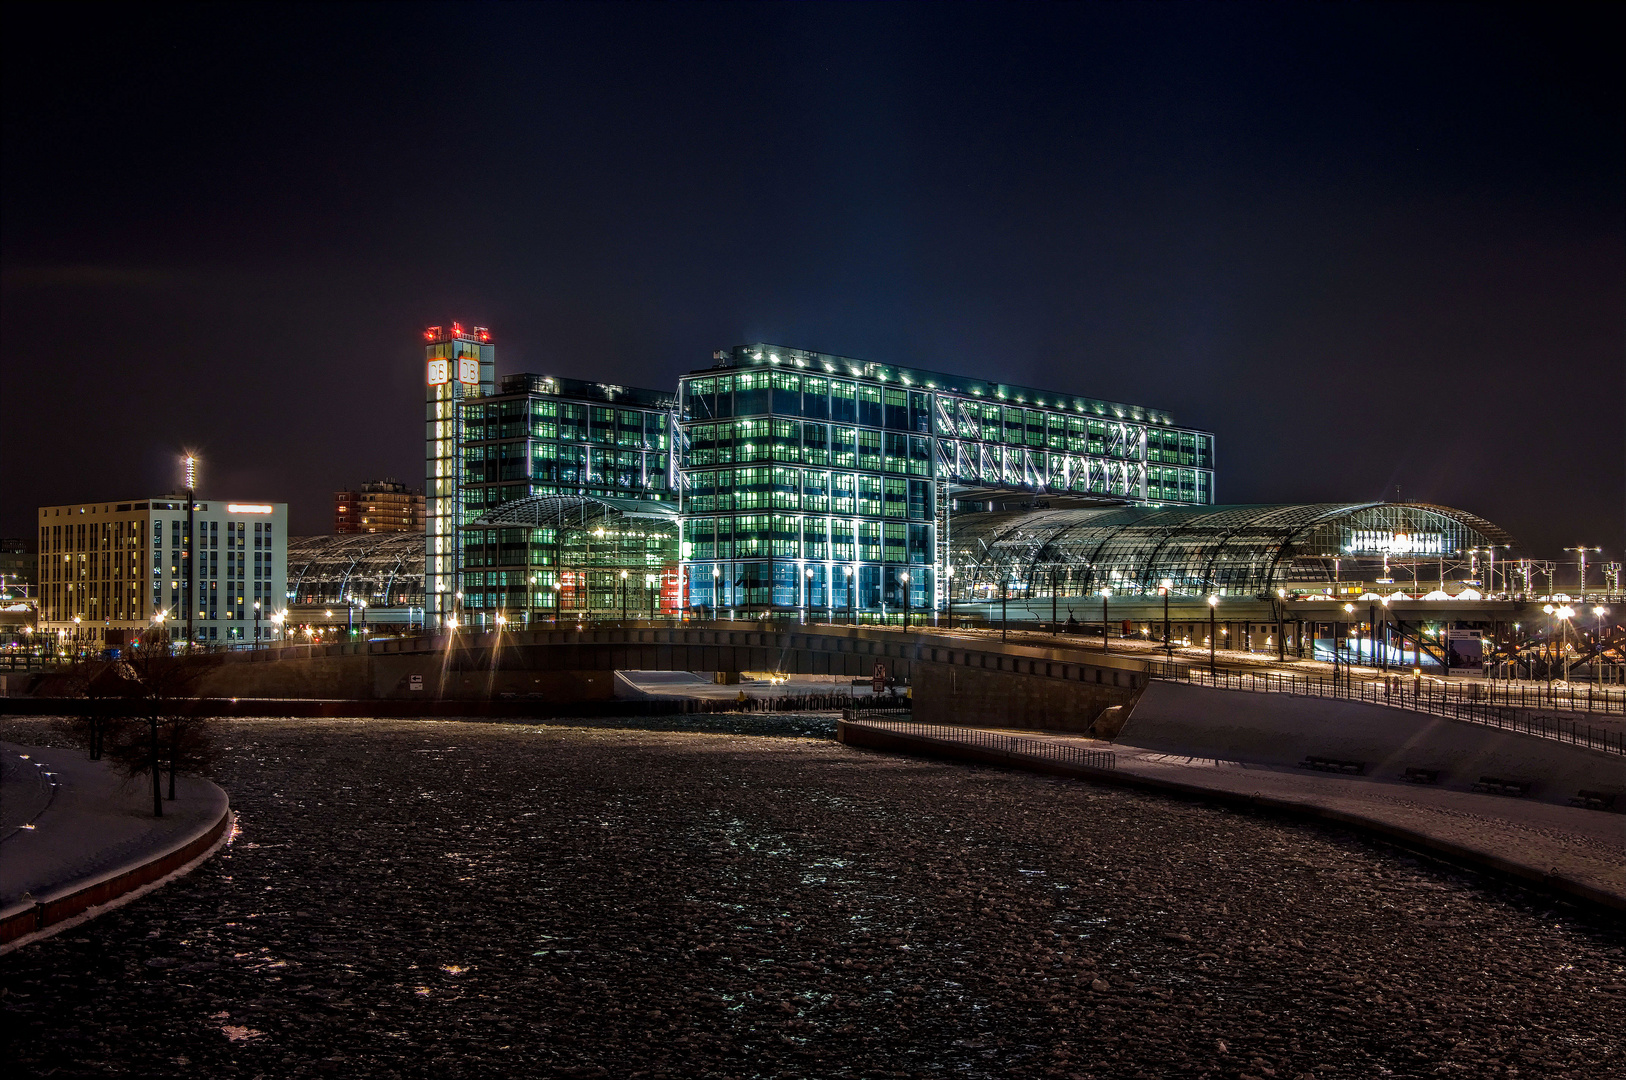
[680,515,932,564]
[686,421,932,472]
[464,400,668,446]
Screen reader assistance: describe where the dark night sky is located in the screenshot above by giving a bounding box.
[3,3,1621,558]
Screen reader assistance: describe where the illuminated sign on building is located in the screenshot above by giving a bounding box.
[1345,530,1443,556]
[226,504,275,514]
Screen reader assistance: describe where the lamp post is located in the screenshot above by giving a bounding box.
[1001,576,1008,642]
[271,610,284,643]
[1593,605,1608,685]
[1207,595,1218,675]
[1101,588,1111,653]
[646,573,658,620]
[1159,579,1173,657]
[944,565,954,628]
[1379,596,1390,671]
[711,566,721,621]
[621,569,629,623]
[253,600,261,647]
[358,598,368,639]
[899,570,910,630]
[1542,603,1556,686]
[804,566,814,625]
[1556,604,1575,683]
[1051,565,1058,634]
[1341,602,1355,678]
[845,565,855,625]
[551,582,561,624]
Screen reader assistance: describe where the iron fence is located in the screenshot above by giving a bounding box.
[1150,663,1624,756]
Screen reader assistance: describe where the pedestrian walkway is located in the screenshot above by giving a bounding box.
[1,742,230,947]
[838,718,1626,910]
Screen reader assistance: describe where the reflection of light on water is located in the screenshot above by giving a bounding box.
[220,1024,265,1042]
[225,818,244,845]
[441,964,469,976]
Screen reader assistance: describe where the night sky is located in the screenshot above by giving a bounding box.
[3,3,1621,558]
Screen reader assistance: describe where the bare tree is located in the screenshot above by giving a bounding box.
[102,630,221,817]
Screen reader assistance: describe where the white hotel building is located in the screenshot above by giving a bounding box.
[37,496,289,650]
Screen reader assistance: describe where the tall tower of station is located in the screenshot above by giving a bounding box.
[424,323,495,628]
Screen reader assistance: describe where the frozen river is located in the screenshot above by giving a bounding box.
[3,714,1621,1079]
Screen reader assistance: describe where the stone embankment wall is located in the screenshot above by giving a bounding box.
[1120,681,1624,804]
[188,652,614,701]
[911,658,1141,732]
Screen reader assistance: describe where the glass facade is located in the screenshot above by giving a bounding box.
[461,494,680,624]
[454,376,678,623]
[677,344,1217,617]
[425,325,495,628]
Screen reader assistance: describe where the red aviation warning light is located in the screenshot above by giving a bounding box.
[423,323,492,344]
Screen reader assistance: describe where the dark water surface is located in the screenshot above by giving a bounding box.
[3,715,1621,1079]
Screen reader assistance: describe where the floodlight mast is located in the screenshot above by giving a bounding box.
[183,453,198,649]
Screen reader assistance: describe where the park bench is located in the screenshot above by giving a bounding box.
[1567,790,1618,812]
[1401,767,1440,784]
[1471,776,1532,797]
[1297,755,1366,775]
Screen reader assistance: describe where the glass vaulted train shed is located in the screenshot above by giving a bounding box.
[948,502,1521,604]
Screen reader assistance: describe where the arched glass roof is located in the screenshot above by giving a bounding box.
[286,532,425,607]
[949,502,1520,600]
[470,494,679,530]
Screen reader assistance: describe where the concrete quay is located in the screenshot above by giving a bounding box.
[1,742,231,948]
[838,717,1626,911]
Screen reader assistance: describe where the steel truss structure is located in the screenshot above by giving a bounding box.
[948,502,1521,602]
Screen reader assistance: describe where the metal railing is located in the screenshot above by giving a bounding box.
[1149,663,1625,756]
[844,717,1116,771]
[1150,661,1626,715]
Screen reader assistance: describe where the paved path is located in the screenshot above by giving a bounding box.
[851,721,1626,907]
[0,742,228,913]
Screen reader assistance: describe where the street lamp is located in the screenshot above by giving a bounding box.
[357,598,367,638]
[1593,605,1609,685]
[1341,601,1355,676]
[1159,579,1173,657]
[620,568,629,622]
[1101,588,1111,653]
[803,566,814,625]
[1556,604,1575,682]
[1379,595,1390,672]
[1207,595,1218,675]
[944,564,954,628]
[845,565,855,624]
[271,610,285,643]
[899,570,910,630]
[253,600,261,646]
